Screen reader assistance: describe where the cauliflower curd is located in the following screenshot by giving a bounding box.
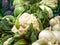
[13,13,40,35]
[18,13,40,35]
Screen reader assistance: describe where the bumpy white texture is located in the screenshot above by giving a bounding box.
[39,30,56,43]
[52,31,60,43]
[18,13,40,35]
[50,16,60,26]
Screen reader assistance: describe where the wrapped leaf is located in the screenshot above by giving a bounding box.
[41,8,49,29]
[14,39,28,45]
[15,14,21,29]
[14,6,25,17]
[2,15,15,26]
[25,23,40,43]
[0,15,15,34]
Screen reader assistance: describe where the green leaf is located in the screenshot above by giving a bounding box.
[14,32,20,38]
[15,14,21,29]
[25,23,33,39]
[30,29,39,43]
[40,8,49,29]
[2,15,15,26]
[14,39,28,45]
[14,6,25,17]
[0,16,15,34]
[37,18,43,31]
[25,23,39,43]
[0,35,11,45]
[28,0,41,4]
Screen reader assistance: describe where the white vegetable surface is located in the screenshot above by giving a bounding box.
[49,17,60,26]
[32,40,40,45]
[54,16,60,22]
[39,38,48,45]
[52,24,60,31]
[39,30,56,43]
[32,38,48,45]
[18,13,40,35]
[52,31,60,43]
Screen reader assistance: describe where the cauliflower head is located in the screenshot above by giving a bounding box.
[15,13,40,35]
[39,30,56,43]
[40,0,58,9]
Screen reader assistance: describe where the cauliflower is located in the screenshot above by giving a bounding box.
[54,16,60,22]
[40,5,53,18]
[15,13,40,35]
[40,0,58,9]
[3,37,12,45]
[39,30,56,43]
[32,40,40,45]
[50,16,60,26]
[52,24,60,31]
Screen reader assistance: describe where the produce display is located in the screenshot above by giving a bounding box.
[0,0,60,45]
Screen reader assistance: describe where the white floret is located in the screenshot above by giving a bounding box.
[52,24,60,31]
[39,30,56,43]
[50,16,60,26]
[54,16,60,22]
[50,18,59,26]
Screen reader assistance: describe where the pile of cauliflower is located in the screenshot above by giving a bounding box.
[11,12,60,45]
[1,0,60,45]
[10,0,60,45]
[32,16,60,45]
